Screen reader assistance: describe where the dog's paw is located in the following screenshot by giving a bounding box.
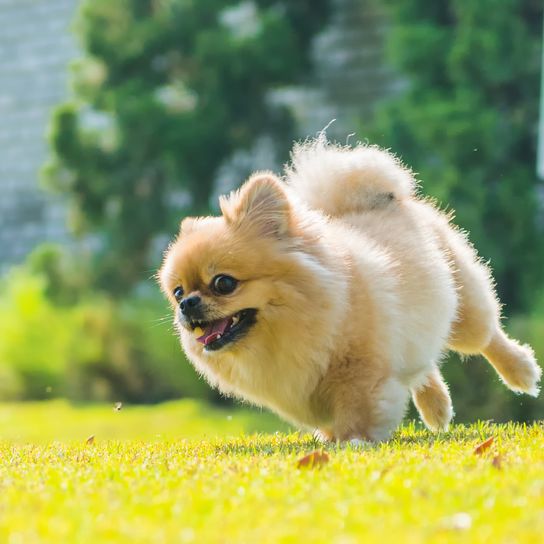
[346,438,373,450]
[313,428,334,443]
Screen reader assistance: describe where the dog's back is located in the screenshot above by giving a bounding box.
[287,137,540,434]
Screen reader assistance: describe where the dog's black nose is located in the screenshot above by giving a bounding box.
[179,295,202,316]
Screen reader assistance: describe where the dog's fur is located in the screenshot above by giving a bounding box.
[159,137,541,442]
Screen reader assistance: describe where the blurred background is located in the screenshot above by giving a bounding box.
[0,0,543,426]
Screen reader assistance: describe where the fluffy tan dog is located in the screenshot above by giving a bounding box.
[159,138,541,442]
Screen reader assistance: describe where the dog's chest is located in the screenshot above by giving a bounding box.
[214,361,327,428]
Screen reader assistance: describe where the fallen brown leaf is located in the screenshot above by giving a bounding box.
[86,435,95,445]
[473,436,494,455]
[297,450,330,469]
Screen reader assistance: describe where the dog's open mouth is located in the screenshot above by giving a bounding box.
[189,309,257,351]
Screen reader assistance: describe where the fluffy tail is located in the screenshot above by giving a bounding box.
[285,136,416,217]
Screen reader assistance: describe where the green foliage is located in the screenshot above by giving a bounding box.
[44,0,329,292]
[0,268,73,399]
[0,416,543,543]
[370,0,544,311]
[0,262,209,403]
[66,297,211,403]
[26,244,92,305]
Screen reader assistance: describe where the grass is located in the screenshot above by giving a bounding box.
[0,398,287,442]
[0,401,542,543]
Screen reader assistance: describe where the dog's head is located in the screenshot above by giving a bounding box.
[159,173,309,355]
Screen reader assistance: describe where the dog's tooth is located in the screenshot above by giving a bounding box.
[194,326,204,336]
[232,316,239,326]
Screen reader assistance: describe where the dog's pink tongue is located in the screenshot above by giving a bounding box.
[197,317,232,346]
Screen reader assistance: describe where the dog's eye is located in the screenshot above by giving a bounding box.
[173,286,184,301]
[211,275,238,295]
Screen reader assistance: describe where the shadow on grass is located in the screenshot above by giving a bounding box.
[390,419,542,447]
[213,433,317,456]
[212,420,543,456]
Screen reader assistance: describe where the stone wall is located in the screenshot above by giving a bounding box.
[0,0,77,269]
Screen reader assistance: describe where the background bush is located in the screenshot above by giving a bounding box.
[0,267,70,400]
[0,254,210,403]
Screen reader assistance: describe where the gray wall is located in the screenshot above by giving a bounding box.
[0,0,77,269]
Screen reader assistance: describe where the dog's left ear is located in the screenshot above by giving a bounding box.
[220,172,291,238]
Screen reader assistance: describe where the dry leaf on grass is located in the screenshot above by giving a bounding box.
[473,437,494,455]
[86,435,95,445]
[297,450,330,469]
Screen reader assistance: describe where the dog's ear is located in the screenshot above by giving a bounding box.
[220,172,291,238]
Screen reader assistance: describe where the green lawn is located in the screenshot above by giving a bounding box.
[0,401,542,543]
[0,399,287,442]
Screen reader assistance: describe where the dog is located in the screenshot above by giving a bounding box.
[159,137,541,442]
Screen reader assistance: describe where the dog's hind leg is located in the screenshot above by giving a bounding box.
[441,224,541,396]
[411,368,453,431]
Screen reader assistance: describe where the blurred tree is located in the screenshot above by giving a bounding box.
[44,0,329,293]
[370,0,544,312]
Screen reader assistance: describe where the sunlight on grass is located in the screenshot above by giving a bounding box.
[0,399,288,442]
[0,402,542,543]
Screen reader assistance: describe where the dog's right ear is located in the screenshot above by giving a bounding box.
[220,172,292,238]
